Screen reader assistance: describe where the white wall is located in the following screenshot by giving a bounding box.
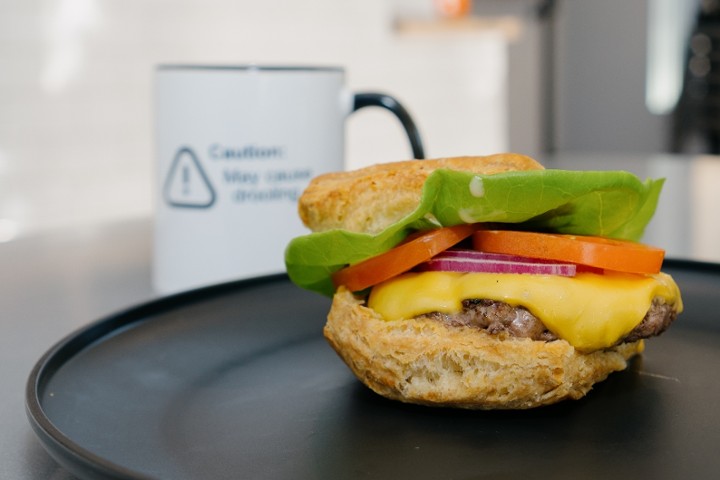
[0,0,514,239]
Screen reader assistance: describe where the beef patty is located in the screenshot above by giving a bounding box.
[419,297,677,345]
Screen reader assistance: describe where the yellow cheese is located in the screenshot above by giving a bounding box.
[367,271,682,351]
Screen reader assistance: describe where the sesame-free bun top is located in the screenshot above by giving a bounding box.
[299,153,544,234]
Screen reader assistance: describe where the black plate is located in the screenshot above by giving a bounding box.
[26,261,720,479]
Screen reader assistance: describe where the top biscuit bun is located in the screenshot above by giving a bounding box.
[299,153,543,234]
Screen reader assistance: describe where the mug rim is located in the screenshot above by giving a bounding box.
[156,64,344,73]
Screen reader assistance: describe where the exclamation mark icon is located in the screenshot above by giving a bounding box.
[164,147,216,208]
[182,165,190,195]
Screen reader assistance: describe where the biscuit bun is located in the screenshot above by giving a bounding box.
[324,287,643,409]
[299,153,543,234]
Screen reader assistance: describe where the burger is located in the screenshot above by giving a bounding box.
[284,153,683,409]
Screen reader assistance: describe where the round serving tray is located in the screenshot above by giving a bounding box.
[26,262,720,479]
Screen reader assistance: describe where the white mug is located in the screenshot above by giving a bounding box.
[153,65,424,294]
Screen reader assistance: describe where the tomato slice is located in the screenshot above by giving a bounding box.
[332,224,479,291]
[472,230,665,275]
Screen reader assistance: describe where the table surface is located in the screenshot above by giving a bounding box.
[4,152,720,479]
[3,219,157,480]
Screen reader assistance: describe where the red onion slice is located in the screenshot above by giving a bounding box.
[436,249,565,264]
[415,249,577,276]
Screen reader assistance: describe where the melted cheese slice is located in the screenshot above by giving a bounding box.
[367,271,682,351]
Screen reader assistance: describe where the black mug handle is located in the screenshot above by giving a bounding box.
[353,92,425,160]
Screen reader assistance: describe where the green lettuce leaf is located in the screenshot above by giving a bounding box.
[285,169,665,296]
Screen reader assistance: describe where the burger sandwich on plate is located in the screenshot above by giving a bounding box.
[284,153,683,409]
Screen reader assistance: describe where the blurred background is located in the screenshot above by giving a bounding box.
[0,0,711,242]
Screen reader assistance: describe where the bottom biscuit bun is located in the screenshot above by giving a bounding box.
[324,287,644,409]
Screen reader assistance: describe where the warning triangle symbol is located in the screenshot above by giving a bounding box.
[164,147,216,208]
